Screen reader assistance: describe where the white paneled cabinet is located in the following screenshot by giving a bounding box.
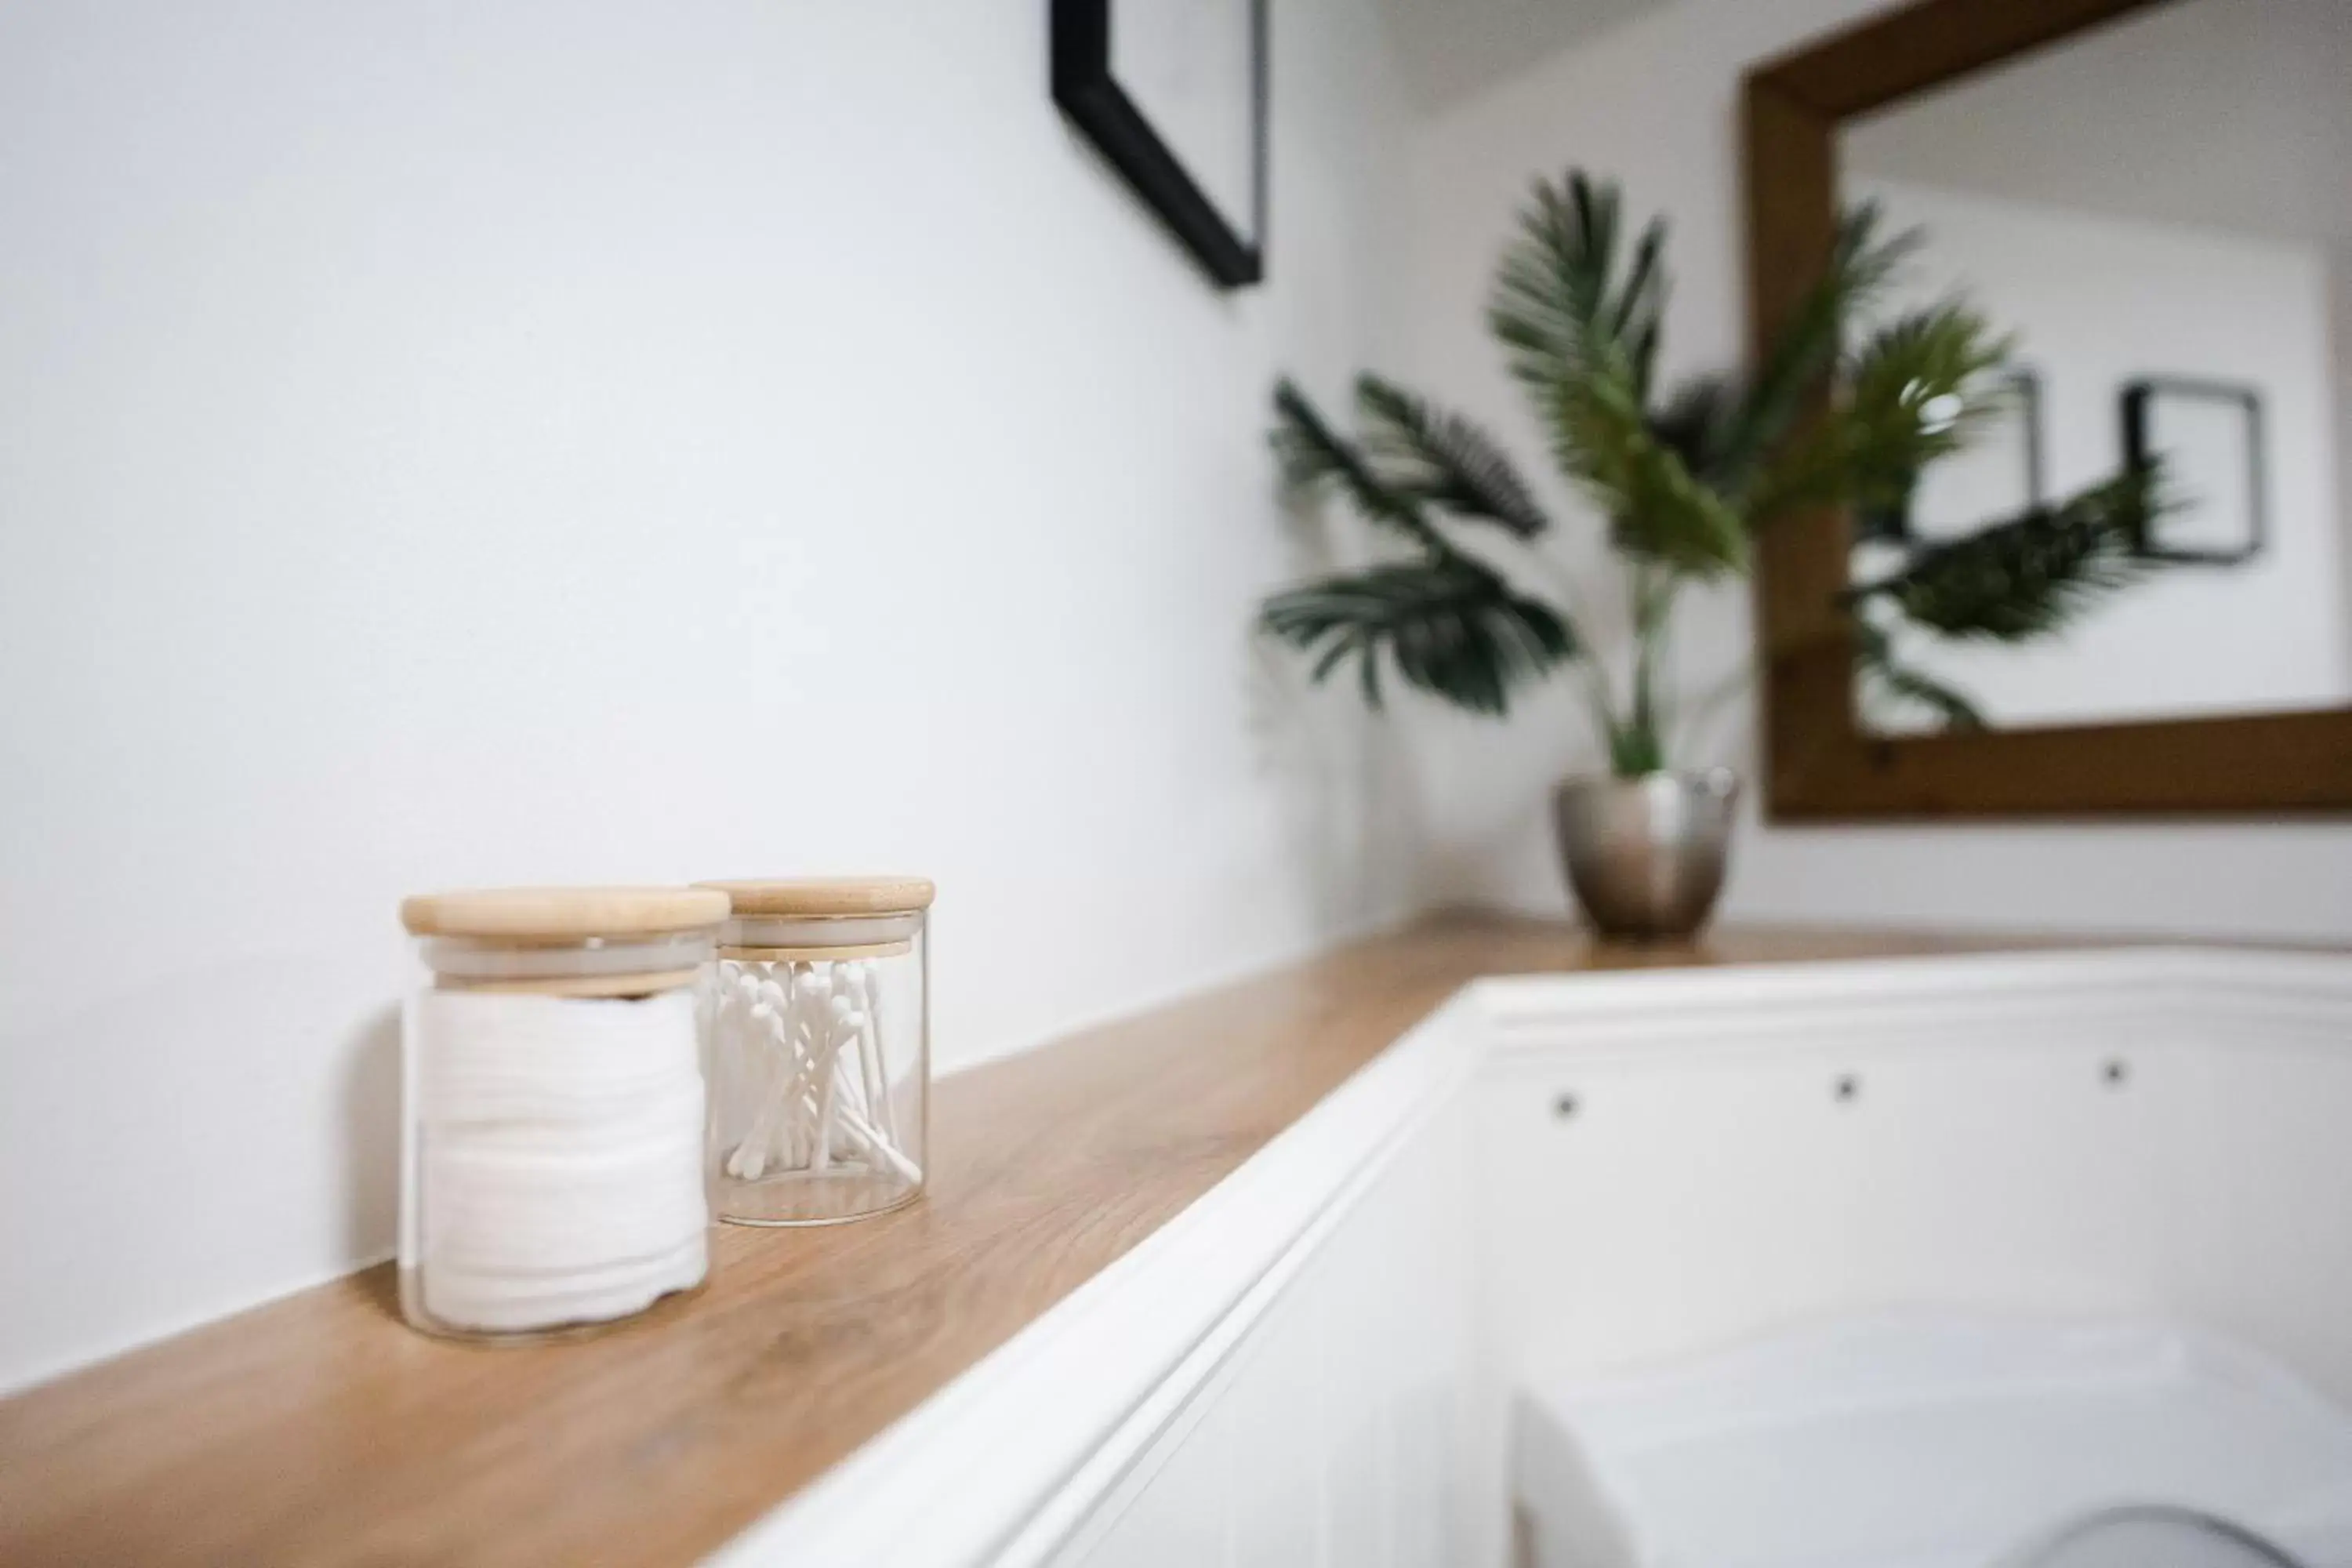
[1225,1284,1323,1568]
[1052,1099,1477,1568]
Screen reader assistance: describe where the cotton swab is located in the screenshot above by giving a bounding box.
[716,954,915,1198]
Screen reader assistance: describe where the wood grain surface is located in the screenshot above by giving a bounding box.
[0,916,2063,1567]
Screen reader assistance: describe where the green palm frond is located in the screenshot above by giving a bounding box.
[1542,361,1746,576]
[1853,464,2166,641]
[1496,171,1665,390]
[1841,304,2015,493]
[1646,372,1740,489]
[1354,374,1551,539]
[1270,379,1435,546]
[1258,558,1577,714]
[1713,201,1921,498]
[1488,174,1742,579]
[1591,419,1749,579]
[1613,221,1667,388]
[1755,301,2013,523]
[1490,172,1668,417]
[1850,621,1987,731]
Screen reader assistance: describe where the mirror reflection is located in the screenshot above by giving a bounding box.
[1838,0,2352,734]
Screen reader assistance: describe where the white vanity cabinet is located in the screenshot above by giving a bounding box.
[1049,1096,1477,1568]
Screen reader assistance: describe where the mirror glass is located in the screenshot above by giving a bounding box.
[1838,0,2352,734]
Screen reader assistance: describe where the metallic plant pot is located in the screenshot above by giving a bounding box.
[1552,769,1740,940]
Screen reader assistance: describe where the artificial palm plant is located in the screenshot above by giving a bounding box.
[1259,171,2162,767]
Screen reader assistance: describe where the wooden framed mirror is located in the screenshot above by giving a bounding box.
[1744,0,2352,818]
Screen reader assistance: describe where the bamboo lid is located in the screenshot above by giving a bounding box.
[400,886,731,941]
[695,876,935,917]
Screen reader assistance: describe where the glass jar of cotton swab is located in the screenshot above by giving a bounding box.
[397,885,729,1341]
[695,877,933,1225]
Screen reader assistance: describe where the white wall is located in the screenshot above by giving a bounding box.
[1377,0,1664,112]
[1394,0,2352,942]
[1851,177,2349,730]
[0,0,1412,1392]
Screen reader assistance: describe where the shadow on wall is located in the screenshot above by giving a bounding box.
[341,1005,401,1274]
[1,973,408,1389]
[1246,636,1424,930]
[1246,490,1432,934]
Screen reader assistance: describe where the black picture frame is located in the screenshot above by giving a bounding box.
[1051,0,1269,289]
[2121,377,2265,564]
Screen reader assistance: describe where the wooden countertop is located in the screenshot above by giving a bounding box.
[0,916,2066,1566]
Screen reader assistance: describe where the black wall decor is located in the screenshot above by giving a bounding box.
[1051,0,1269,288]
[2122,377,2265,564]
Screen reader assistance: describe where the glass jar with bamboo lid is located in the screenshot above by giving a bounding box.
[396,884,729,1341]
[694,877,933,1225]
